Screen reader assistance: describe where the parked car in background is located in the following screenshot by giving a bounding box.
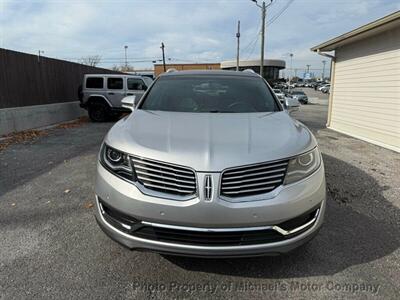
[79,74,153,121]
[320,84,331,93]
[284,95,301,111]
[314,82,328,90]
[304,82,314,88]
[311,82,320,89]
[290,90,309,104]
[273,88,285,102]
[273,83,287,90]
[272,89,300,111]
[95,70,326,257]
[318,83,330,91]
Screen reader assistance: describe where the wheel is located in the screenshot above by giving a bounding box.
[88,102,110,122]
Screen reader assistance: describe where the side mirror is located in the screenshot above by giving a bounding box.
[285,97,300,114]
[121,95,136,111]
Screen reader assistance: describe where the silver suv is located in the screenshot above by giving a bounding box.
[95,70,326,257]
[79,74,153,121]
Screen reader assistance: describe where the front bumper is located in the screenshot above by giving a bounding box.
[94,162,326,257]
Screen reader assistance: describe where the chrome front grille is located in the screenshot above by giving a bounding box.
[220,159,289,198]
[131,157,197,197]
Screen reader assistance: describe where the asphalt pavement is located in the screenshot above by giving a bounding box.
[1,91,399,299]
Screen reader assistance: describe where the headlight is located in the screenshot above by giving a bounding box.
[106,147,123,163]
[284,147,321,185]
[100,144,136,181]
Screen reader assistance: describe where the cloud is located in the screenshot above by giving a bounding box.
[1,0,399,75]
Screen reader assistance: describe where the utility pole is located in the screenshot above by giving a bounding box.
[236,20,241,71]
[38,50,44,63]
[322,60,326,80]
[288,53,293,92]
[260,1,266,78]
[160,42,166,72]
[251,0,273,78]
[124,45,128,69]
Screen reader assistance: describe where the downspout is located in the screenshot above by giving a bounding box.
[315,49,336,128]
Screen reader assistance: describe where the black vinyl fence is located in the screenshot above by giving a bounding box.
[0,48,122,109]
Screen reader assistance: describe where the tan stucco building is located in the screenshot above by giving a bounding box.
[221,59,285,81]
[312,11,400,152]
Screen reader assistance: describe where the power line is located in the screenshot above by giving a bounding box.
[241,20,262,53]
[266,0,295,26]
[242,0,277,53]
[62,56,219,63]
[62,56,160,61]
[245,31,260,59]
[287,67,330,71]
[242,30,260,59]
[242,0,294,60]
[95,60,162,65]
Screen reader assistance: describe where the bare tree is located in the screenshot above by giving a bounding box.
[79,55,101,67]
[111,65,120,71]
[120,65,135,72]
[111,65,135,72]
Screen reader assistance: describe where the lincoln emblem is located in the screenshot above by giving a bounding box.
[204,175,212,201]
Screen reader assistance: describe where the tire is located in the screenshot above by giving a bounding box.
[88,102,110,122]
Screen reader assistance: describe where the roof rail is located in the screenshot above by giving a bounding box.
[242,69,256,74]
[166,68,177,73]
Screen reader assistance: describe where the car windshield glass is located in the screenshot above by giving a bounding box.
[139,75,280,113]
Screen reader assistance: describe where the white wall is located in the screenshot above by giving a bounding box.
[330,26,400,152]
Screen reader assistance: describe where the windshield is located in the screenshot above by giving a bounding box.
[292,91,305,95]
[139,75,280,113]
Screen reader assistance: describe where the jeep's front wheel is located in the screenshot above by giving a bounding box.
[88,102,109,122]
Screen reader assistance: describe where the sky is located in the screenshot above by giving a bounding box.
[1,0,399,77]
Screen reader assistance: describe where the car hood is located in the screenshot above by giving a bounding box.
[105,110,316,171]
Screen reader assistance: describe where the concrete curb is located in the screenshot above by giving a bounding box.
[0,101,86,135]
